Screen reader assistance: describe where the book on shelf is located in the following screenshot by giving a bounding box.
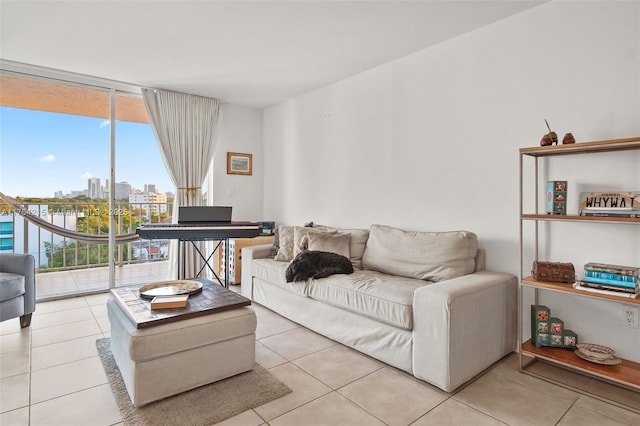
[584,270,637,283]
[150,295,189,309]
[582,276,637,288]
[573,282,640,299]
[580,211,640,218]
[579,280,638,294]
[584,262,640,276]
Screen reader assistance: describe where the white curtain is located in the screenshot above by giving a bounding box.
[142,88,221,279]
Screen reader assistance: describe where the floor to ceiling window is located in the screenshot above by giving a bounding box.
[0,69,173,300]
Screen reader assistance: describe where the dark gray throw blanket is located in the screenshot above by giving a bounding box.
[286,250,354,282]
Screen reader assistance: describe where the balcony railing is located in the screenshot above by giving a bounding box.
[0,199,173,272]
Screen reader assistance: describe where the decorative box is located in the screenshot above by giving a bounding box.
[531,305,578,349]
[536,333,550,346]
[550,317,564,334]
[550,334,564,346]
[563,330,578,348]
[546,181,567,215]
[531,305,550,347]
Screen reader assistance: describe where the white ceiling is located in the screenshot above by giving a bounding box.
[0,1,545,109]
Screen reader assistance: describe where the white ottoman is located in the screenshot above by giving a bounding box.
[107,298,257,407]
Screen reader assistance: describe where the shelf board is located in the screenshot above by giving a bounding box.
[521,214,640,224]
[522,340,640,389]
[521,276,640,305]
[520,137,640,157]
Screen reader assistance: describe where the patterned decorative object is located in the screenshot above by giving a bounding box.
[546,181,567,215]
[531,305,578,349]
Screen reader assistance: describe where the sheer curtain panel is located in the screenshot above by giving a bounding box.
[142,88,221,279]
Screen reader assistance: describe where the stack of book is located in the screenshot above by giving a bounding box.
[578,191,640,218]
[577,262,639,298]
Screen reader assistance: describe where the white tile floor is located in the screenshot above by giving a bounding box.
[1,288,639,426]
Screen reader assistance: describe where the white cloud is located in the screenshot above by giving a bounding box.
[38,154,55,162]
[81,172,93,179]
[99,120,110,128]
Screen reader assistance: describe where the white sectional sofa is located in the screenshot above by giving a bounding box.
[241,224,517,392]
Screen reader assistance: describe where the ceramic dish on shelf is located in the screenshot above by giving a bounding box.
[575,343,616,361]
[575,348,622,365]
[138,280,203,299]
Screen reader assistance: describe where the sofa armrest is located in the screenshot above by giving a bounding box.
[241,244,273,299]
[412,270,517,392]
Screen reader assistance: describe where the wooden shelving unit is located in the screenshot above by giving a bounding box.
[521,214,640,224]
[521,277,640,306]
[518,136,640,413]
[521,340,640,389]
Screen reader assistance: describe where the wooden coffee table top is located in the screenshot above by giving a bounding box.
[110,277,251,329]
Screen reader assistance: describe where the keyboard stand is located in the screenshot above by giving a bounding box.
[135,222,261,288]
[178,238,229,288]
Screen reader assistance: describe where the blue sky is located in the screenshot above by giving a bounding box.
[0,106,174,198]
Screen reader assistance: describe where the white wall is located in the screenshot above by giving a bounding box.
[207,103,263,222]
[262,1,640,359]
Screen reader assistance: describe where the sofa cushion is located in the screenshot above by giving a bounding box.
[307,232,351,258]
[362,225,477,282]
[253,258,310,296]
[307,270,428,330]
[293,227,336,258]
[0,272,26,300]
[339,228,369,270]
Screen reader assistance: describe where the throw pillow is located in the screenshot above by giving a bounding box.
[274,225,296,261]
[307,232,351,259]
[292,226,336,258]
[362,224,477,282]
[285,250,354,282]
[269,227,280,258]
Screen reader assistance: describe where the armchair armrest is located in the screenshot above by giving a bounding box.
[241,244,273,299]
[0,253,36,319]
[412,270,517,392]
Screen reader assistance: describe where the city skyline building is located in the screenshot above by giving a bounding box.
[87,177,102,199]
[129,192,168,217]
[104,180,132,200]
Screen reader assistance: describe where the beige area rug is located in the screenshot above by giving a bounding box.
[96,338,292,425]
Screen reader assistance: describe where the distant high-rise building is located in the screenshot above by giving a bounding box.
[87,178,102,198]
[144,184,156,194]
[54,191,64,199]
[115,182,132,199]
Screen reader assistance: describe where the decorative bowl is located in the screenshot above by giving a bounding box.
[576,343,615,361]
[138,280,203,299]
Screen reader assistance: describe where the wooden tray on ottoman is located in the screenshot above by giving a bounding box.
[110,277,251,329]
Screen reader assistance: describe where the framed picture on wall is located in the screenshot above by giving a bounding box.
[227,152,252,175]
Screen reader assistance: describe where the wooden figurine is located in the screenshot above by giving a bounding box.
[562,133,575,144]
[540,119,558,146]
